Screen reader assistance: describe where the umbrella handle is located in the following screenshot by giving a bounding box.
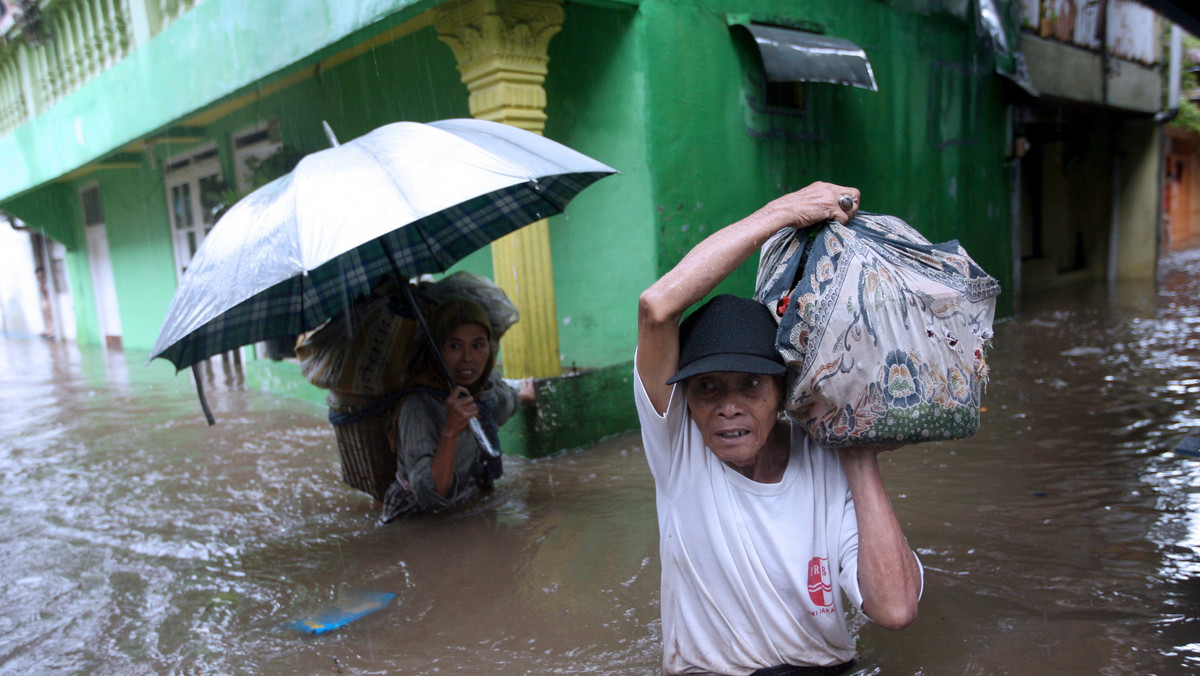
[469,418,500,458]
[191,363,216,426]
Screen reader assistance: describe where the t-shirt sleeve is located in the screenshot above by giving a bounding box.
[913,550,925,600]
[396,393,454,511]
[633,351,691,491]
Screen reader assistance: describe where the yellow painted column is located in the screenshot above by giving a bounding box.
[434,0,564,378]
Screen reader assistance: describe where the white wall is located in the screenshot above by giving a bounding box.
[0,226,44,336]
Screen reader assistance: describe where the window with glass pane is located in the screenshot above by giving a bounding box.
[199,173,224,230]
[172,184,193,230]
[164,146,221,280]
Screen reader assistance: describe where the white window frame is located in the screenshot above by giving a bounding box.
[163,144,222,281]
[232,120,283,193]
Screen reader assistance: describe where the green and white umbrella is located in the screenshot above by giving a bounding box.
[150,118,617,422]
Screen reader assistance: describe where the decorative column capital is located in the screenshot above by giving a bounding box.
[434,0,564,65]
[433,0,564,132]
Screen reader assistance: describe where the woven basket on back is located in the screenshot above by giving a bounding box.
[327,391,397,502]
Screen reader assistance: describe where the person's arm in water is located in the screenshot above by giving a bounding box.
[636,182,859,414]
[840,446,922,629]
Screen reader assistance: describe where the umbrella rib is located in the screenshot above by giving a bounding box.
[403,216,451,271]
[353,142,447,270]
[376,237,453,385]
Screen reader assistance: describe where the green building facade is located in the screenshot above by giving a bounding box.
[1,0,1163,457]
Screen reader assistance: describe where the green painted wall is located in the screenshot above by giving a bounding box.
[3,170,178,351]
[1113,124,1161,281]
[96,167,180,350]
[635,0,1014,316]
[4,184,81,251]
[545,4,653,368]
[140,23,469,175]
[0,0,442,204]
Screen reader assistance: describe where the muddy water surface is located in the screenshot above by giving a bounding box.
[1,248,1199,675]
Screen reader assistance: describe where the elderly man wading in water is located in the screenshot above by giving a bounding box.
[634,181,923,675]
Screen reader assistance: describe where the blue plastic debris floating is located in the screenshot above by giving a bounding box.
[290,591,396,635]
[1176,435,1200,458]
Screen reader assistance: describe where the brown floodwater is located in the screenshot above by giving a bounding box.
[1,247,1198,675]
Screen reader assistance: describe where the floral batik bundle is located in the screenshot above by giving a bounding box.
[754,212,1001,447]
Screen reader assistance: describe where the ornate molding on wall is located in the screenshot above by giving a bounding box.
[434,0,563,132]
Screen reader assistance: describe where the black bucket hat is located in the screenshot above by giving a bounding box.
[666,294,787,385]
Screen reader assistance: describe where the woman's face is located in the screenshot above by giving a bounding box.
[442,322,490,387]
[685,371,783,469]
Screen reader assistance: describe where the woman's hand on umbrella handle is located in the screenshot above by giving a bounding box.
[444,386,478,436]
[772,181,860,227]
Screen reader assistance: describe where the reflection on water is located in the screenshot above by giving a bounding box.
[1,248,1199,675]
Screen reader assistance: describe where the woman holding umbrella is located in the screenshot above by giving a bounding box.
[381,297,535,521]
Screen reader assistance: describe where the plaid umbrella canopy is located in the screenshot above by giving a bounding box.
[151,118,617,374]
[151,119,616,424]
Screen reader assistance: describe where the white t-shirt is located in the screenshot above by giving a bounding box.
[634,365,865,675]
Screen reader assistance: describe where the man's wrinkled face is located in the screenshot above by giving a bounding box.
[685,371,783,469]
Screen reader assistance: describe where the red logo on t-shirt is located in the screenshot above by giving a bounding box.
[807,557,833,608]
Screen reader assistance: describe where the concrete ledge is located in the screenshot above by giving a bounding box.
[507,361,640,458]
[1106,59,1162,114]
[1019,34,1162,114]
[1021,35,1104,104]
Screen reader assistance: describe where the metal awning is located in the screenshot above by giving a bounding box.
[741,23,878,92]
[977,0,1036,96]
